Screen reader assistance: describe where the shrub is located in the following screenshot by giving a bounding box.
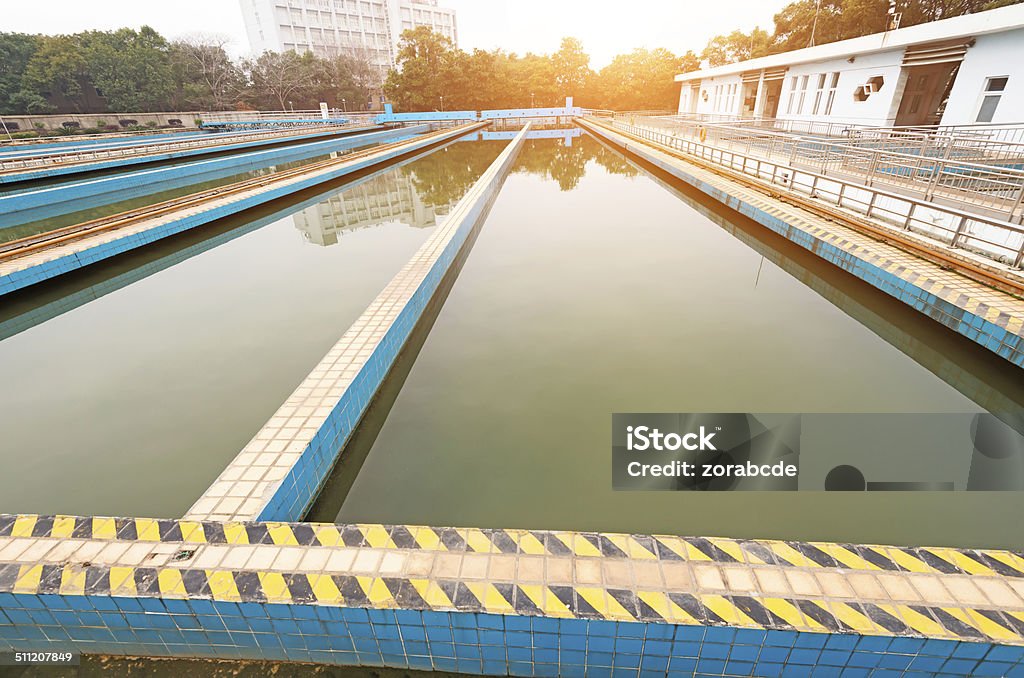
[10,131,38,139]
[118,119,138,127]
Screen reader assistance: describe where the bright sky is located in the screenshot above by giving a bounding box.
[1,0,788,67]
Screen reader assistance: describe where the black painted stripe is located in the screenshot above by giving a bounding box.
[854,546,902,572]
[386,577,429,610]
[597,536,629,559]
[333,575,369,606]
[84,565,110,595]
[858,602,910,634]
[133,567,160,595]
[451,582,484,612]
[794,599,844,632]
[439,529,466,552]
[926,606,986,640]
[291,524,317,546]
[629,534,658,559]
[512,584,543,616]
[283,573,315,603]
[115,519,137,541]
[181,569,210,597]
[389,526,419,550]
[244,524,271,545]
[36,564,63,594]
[0,515,15,538]
[202,522,226,544]
[738,540,777,565]
[606,589,639,620]
[232,571,266,603]
[787,541,837,568]
[666,592,708,624]
[158,520,183,542]
[653,538,684,561]
[732,595,792,629]
[973,552,1024,578]
[913,549,963,574]
[487,529,518,554]
[688,537,740,563]
[548,585,577,616]
[71,518,92,540]
[542,532,573,557]
[31,516,54,538]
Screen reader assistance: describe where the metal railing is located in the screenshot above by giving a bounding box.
[624,115,1024,224]
[0,123,370,175]
[593,117,1024,269]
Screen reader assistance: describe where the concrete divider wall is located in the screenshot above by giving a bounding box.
[185,123,533,524]
[0,124,473,298]
[0,126,419,221]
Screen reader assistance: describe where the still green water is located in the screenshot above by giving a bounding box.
[0,139,506,518]
[309,134,1024,550]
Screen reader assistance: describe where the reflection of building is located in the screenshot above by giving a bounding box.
[676,4,1024,127]
[293,170,450,246]
[240,0,457,78]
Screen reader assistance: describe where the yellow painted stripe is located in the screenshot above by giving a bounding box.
[983,551,1024,575]
[157,569,187,597]
[50,516,76,539]
[763,597,821,630]
[92,518,117,541]
[314,525,342,547]
[258,572,291,603]
[135,518,161,542]
[59,567,86,596]
[637,590,674,622]
[886,604,947,638]
[465,529,493,554]
[109,567,136,595]
[308,574,343,604]
[361,525,395,550]
[267,523,298,546]
[465,582,514,615]
[708,538,756,564]
[360,577,395,606]
[206,570,241,601]
[13,565,42,593]
[11,516,37,538]
[766,541,817,568]
[960,608,1019,642]
[540,586,574,618]
[178,521,207,543]
[653,536,689,560]
[814,543,880,571]
[701,595,758,627]
[924,548,994,576]
[665,596,702,625]
[222,522,249,545]
[827,601,878,634]
[515,532,546,556]
[880,547,934,574]
[413,527,444,551]
[574,587,610,618]
[410,579,452,608]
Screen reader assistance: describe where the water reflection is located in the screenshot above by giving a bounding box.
[514,135,638,191]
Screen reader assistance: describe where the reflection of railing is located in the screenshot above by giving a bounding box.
[617,115,1024,224]
[200,109,377,125]
[593,118,1024,269]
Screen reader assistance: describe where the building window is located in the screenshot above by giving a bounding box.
[976,76,1008,123]
[786,76,797,114]
[824,72,839,114]
[797,75,809,114]
[812,73,826,114]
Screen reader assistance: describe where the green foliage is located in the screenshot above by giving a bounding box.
[83,26,174,111]
[703,0,1023,64]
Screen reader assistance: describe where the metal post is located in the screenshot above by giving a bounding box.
[950,215,969,248]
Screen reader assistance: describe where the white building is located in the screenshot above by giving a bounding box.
[675,4,1024,128]
[240,0,457,76]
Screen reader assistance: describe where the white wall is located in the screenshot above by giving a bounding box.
[940,29,1024,126]
[775,49,905,126]
[690,74,744,116]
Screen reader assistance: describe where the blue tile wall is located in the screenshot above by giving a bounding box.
[2,591,1023,676]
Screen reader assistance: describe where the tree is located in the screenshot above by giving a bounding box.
[384,27,462,111]
[245,50,317,110]
[0,33,44,114]
[552,37,592,98]
[592,48,691,110]
[170,36,244,110]
[22,34,90,111]
[83,27,174,111]
[701,29,774,66]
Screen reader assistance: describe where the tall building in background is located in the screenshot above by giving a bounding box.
[239,0,457,77]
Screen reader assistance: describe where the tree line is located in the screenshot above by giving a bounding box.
[1,0,1019,117]
[0,28,378,115]
[699,0,1019,66]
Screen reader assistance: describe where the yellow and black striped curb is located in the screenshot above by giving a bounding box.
[3,515,1023,579]
[0,561,1022,644]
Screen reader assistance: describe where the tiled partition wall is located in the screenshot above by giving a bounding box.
[185,123,533,524]
[577,118,1024,370]
[0,515,1023,676]
[0,123,481,298]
